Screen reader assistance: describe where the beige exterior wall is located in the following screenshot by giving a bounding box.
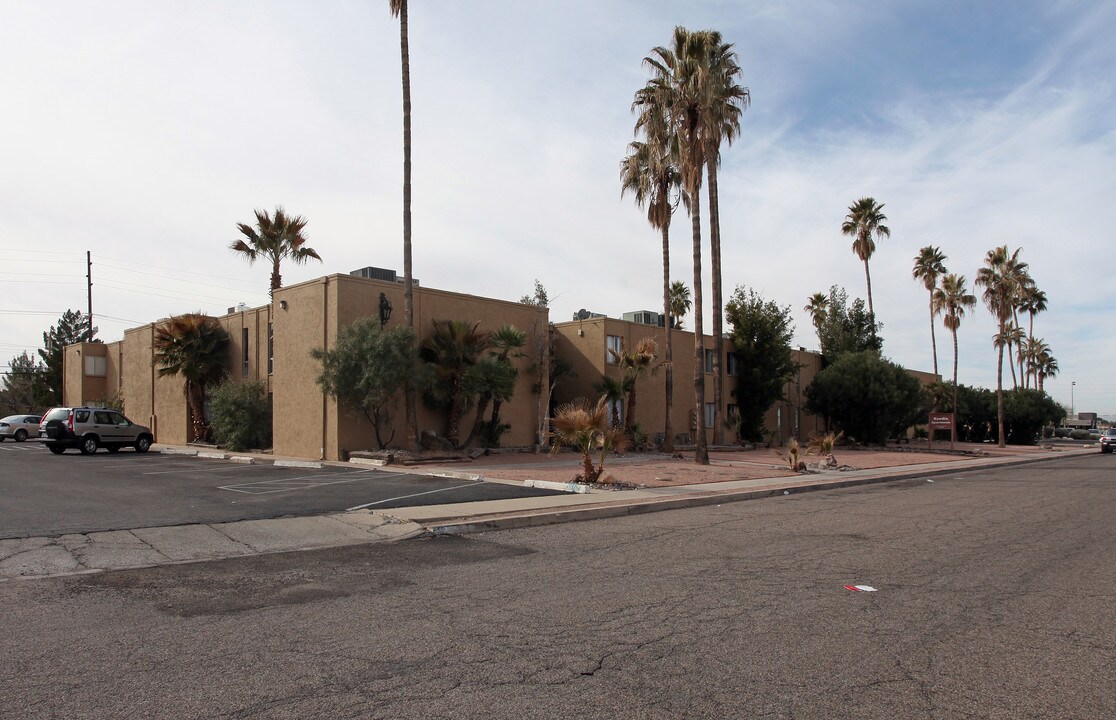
[553,320,940,446]
[272,273,549,461]
[552,318,723,445]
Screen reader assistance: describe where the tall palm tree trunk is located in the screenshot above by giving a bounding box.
[996,322,1005,448]
[270,263,282,300]
[1007,341,1018,389]
[951,328,959,420]
[928,292,938,376]
[398,0,419,450]
[690,185,709,465]
[707,160,724,446]
[863,258,874,321]
[661,224,673,453]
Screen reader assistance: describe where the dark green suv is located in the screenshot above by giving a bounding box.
[39,407,154,455]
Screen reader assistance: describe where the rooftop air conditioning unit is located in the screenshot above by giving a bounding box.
[623,310,661,326]
[350,266,397,282]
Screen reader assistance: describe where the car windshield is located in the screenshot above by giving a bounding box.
[0,416,19,423]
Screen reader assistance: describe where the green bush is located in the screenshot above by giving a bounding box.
[1069,429,1090,441]
[208,380,271,451]
[804,351,924,445]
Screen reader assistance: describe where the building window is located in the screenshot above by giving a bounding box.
[704,402,715,427]
[726,353,738,376]
[268,323,274,375]
[242,328,250,377]
[84,356,106,377]
[704,349,714,373]
[606,335,622,365]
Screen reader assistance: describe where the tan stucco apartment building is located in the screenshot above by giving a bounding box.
[65,269,548,460]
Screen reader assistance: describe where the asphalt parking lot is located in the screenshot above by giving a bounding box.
[0,441,564,539]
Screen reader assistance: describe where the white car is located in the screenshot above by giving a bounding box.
[0,414,42,442]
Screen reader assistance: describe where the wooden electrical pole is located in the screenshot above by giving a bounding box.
[86,250,93,340]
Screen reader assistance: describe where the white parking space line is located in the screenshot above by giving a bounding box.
[218,469,393,495]
[142,464,255,476]
[346,480,483,511]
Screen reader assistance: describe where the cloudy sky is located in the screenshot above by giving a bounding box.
[2,1,1114,417]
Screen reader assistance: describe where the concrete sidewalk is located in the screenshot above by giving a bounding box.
[1,447,1094,581]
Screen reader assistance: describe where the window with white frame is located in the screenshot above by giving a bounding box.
[606,335,623,365]
[704,402,715,427]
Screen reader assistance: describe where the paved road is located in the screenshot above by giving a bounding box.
[0,442,562,538]
[1,454,1112,719]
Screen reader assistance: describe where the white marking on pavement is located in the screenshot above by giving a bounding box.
[218,469,393,495]
[346,480,483,510]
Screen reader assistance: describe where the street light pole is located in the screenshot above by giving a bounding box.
[1071,381,1076,419]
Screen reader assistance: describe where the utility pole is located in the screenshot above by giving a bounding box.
[86,250,93,340]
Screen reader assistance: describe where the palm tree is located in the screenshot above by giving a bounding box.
[484,325,527,442]
[593,375,626,429]
[1019,285,1047,386]
[230,207,321,299]
[912,246,947,376]
[389,0,418,450]
[1022,337,1049,390]
[611,337,661,433]
[668,281,692,330]
[840,197,890,321]
[1035,348,1058,393]
[804,291,829,339]
[975,245,1028,447]
[932,274,976,420]
[640,27,720,464]
[701,38,750,447]
[420,320,491,448]
[152,313,230,442]
[622,92,681,451]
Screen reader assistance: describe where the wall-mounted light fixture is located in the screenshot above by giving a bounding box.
[279,300,288,310]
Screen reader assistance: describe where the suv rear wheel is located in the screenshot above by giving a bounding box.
[80,436,99,455]
[47,445,65,455]
[134,435,152,453]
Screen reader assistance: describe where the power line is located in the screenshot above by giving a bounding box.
[98,254,266,286]
[96,261,266,295]
[98,279,246,306]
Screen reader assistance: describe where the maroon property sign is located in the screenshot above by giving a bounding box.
[928,413,955,449]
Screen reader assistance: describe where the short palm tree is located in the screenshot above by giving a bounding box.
[841,197,890,321]
[912,246,947,376]
[593,375,626,429]
[420,320,491,447]
[932,273,976,418]
[610,337,661,432]
[975,245,1028,447]
[230,207,321,299]
[152,313,230,442]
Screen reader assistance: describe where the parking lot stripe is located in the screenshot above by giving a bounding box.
[346,480,483,511]
[218,469,395,495]
[142,464,252,476]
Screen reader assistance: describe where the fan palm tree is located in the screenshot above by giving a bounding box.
[975,245,1028,447]
[912,246,947,376]
[1035,348,1058,393]
[841,197,890,322]
[593,375,626,429]
[610,337,661,433]
[1022,337,1049,390]
[230,207,321,299]
[640,27,720,464]
[420,320,491,447]
[622,93,681,451]
[389,0,418,450]
[700,38,750,446]
[1019,285,1047,386]
[804,291,829,340]
[152,313,230,442]
[484,325,527,443]
[668,281,692,330]
[933,274,976,419]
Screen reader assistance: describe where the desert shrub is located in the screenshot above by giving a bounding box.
[804,351,924,444]
[208,380,271,451]
[1069,429,1090,441]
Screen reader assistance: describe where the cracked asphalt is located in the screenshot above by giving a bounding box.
[1,455,1112,719]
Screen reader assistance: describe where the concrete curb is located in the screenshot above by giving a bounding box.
[274,459,323,469]
[229,456,255,465]
[423,450,1083,536]
[160,448,198,456]
[349,457,389,467]
[197,451,228,460]
[523,479,590,494]
[421,470,483,482]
